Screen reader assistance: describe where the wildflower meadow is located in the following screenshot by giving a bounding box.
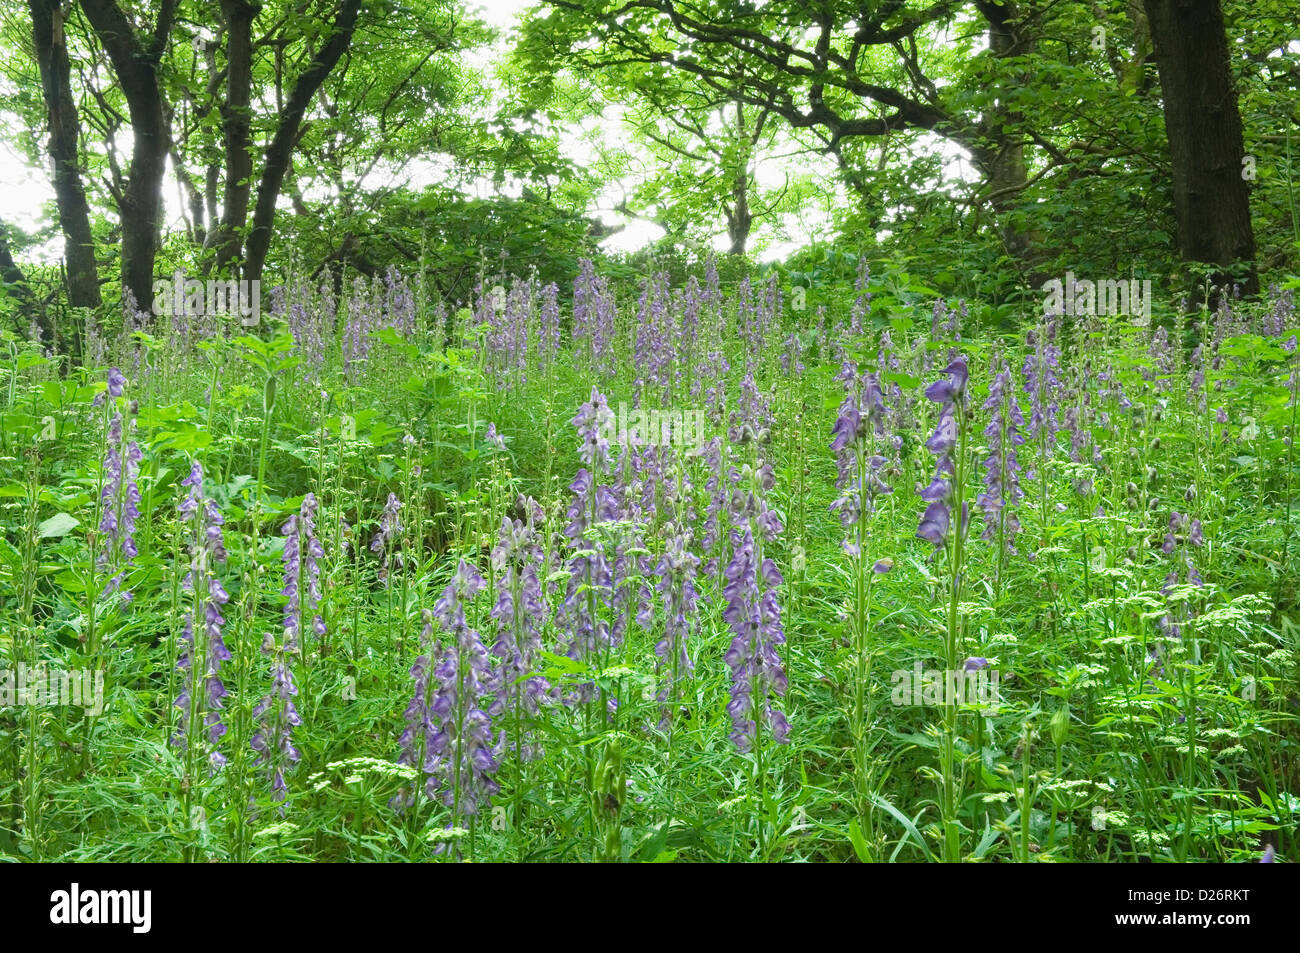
[0,0,1297,878]
[1,262,1296,865]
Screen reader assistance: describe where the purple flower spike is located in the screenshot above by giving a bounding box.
[415,560,500,819]
[251,640,302,807]
[97,368,143,600]
[489,496,551,759]
[722,530,789,753]
[172,460,230,773]
[917,355,971,555]
[282,493,326,654]
[106,367,126,398]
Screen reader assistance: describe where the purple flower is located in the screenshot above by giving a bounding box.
[654,528,699,731]
[539,282,561,372]
[560,389,620,700]
[370,492,403,584]
[924,407,958,457]
[422,561,500,818]
[847,258,871,344]
[1023,316,1062,453]
[781,329,805,376]
[830,363,893,552]
[924,358,968,403]
[728,368,771,446]
[285,281,328,380]
[572,387,615,473]
[173,460,231,771]
[251,641,302,805]
[917,357,970,553]
[92,366,127,407]
[920,477,952,502]
[282,493,326,654]
[978,360,1025,561]
[573,259,616,376]
[722,529,789,752]
[699,436,730,578]
[395,609,437,811]
[489,496,550,758]
[634,272,674,395]
[916,502,951,547]
[97,369,143,598]
[343,275,380,381]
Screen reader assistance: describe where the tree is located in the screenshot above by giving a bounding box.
[27,0,101,322]
[622,87,799,255]
[523,0,1044,261]
[206,0,261,275]
[1143,0,1258,295]
[78,0,172,311]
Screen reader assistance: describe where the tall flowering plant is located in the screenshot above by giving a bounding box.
[916,356,972,863]
[561,388,617,705]
[282,493,326,657]
[722,519,789,753]
[247,493,323,809]
[830,360,894,846]
[979,358,1026,596]
[654,527,698,739]
[97,368,142,604]
[721,460,789,854]
[396,608,437,814]
[573,259,616,377]
[250,635,301,807]
[172,461,231,858]
[490,495,549,843]
[424,561,500,849]
[1023,312,1063,535]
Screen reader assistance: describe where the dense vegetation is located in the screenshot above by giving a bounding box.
[0,265,1296,862]
[0,0,1297,863]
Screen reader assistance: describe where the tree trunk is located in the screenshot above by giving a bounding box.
[1143,0,1258,295]
[209,0,260,275]
[29,0,102,318]
[0,218,52,347]
[243,0,363,282]
[725,168,752,256]
[723,101,753,256]
[79,0,174,312]
[973,0,1040,267]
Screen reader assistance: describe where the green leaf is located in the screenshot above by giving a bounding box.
[54,569,86,593]
[882,370,923,389]
[848,818,871,862]
[39,513,80,539]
